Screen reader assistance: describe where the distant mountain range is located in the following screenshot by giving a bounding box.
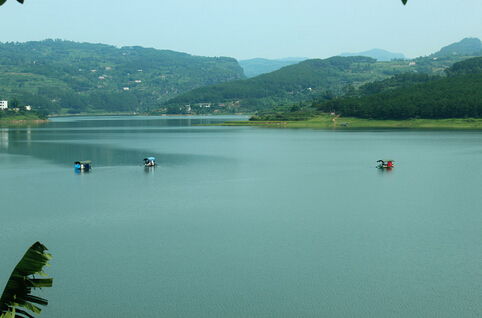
[239,57,307,78]
[339,48,405,61]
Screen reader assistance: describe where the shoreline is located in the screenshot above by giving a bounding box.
[217,115,482,130]
[0,118,49,126]
[49,112,250,118]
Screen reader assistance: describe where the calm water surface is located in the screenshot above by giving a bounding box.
[1,116,482,317]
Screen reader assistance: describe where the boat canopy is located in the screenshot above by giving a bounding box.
[378,159,394,162]
[146,157,156,161]
[79,160,91,164]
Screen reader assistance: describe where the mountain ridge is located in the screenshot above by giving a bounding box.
[339,48,405,61]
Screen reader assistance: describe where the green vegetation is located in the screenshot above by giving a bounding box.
[0,40,245,115]
[0,242,53,318]
[0,107,46,122]
[166,56,386,111]
[165,44,478,113]
[316,57,482,119]
[221,114,482,130]
[246,55,482,125]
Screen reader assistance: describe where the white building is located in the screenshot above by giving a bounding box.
[0,101,8,110]
[25,105,32,111]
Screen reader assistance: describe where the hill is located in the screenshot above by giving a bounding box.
[315,57,482,119]
[0,40,245,114]
[431,38,482,58]
[239,57,307,78]
[339,49,405,61]
[165,50,473,113]
[165,56,385,112]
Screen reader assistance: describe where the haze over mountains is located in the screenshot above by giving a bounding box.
[339,49,405,61]
[239,58,307,78]
[431,37,482,58]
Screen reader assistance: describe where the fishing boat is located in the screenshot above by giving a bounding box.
[376,159,394,169]
[74,160,92,171]
[144,157,156,167]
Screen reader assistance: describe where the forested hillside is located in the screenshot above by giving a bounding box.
[315,57,482,119]
[166,56,392,112]
[165,43,478,113]
[0,40,245,114]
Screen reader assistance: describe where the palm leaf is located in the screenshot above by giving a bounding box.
[402,0,408,4]
[0,242,53,318]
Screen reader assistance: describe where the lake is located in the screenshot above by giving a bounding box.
[1,116,482,317]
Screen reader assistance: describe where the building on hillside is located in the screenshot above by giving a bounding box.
[0,101,8,110]
[25,105,32,111]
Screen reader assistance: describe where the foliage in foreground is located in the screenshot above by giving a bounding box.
[0,242,53,318]
[0,0,410,7]
[0,0,24,6]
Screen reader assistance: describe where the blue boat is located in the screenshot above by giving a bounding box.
[74,160,92,171]
[144,157,156,167]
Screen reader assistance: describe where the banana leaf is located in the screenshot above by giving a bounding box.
[0,242,53,318]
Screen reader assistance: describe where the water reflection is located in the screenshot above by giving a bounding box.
[0,128,8,149]
[377,167,394,175]
[1,139,227,167]
[144,166,156,175]
[74,168,91,175]
[0,116,239,167]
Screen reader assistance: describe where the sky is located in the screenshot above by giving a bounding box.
[0,0,481,60]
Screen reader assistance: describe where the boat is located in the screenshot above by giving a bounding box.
[144,157,156,167]
[376,159,394,169]
[74,160,92,171]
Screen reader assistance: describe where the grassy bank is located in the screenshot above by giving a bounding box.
[0,113,48,125]
[219,114,482,129]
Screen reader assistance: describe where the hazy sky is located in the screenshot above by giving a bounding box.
[0,0,481,60]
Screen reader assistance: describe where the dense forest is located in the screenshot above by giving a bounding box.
[165,39,480,113]
[0,40,244,114]
[314,57,482,119]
